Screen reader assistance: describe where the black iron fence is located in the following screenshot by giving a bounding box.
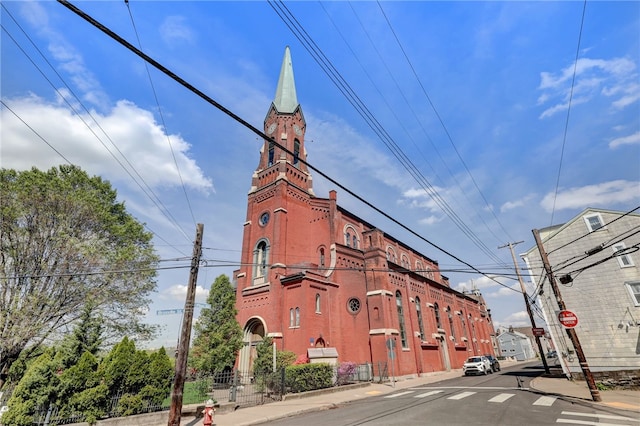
[22,362,383,425]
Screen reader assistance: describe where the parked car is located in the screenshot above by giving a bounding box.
[484,354,501,372]
[463,356,492,376]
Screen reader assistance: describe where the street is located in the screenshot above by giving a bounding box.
[261,363,640,426]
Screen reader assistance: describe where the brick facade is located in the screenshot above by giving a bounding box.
[234,47,496,378]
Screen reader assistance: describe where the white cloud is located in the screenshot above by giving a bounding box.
[537,57,638,118]
[540,180,640,212]
[160,16,195,46]
[454,275,518,294]
[161,284,209,301]
[1,94,213,192]
[609,131,640,149]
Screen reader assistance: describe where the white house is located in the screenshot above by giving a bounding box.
[496,328,536,361]
[522,208,640,383]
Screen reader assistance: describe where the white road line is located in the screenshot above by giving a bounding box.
[557,419,631,426]
[384,391,414,398]
[414,390,444,398]
[560,411,640,422]
[488,393,515,403]
[533,395,557,406]
[447,391,476,400]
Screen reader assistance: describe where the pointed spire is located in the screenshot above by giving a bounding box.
[273,46,299,113]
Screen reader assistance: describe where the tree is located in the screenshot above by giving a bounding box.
[189,274,243,374]
[0,165,159,388]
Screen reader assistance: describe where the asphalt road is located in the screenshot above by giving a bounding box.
[263,363,640,426]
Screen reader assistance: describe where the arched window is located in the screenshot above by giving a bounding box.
[344,225,359,249]
[401,255,410,269]
[386,247,397,263]
[447,306,455,339]
[415,297,425,341]
[289,308,294,327]
[253,239,269,283]
[434,303,442,329]
[293,139,300,167]
[295,307,300,326]
[319,247,325,268]
[396,291,408,348]
[268,140,275,167]
[415,261,424,276]
[315,294,321,313]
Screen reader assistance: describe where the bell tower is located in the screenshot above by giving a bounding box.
[250,46,313,195]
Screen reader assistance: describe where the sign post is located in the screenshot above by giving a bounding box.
[386,338,396,387]
[558,310,578,328]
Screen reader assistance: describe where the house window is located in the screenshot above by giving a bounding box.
[415,261,424,276]
[289,308,294,327]
[625,282,640,306]
[253,239,270,283]
[415,297,425,341]
[295,307,300,326]
[613,243,634,268]
[396,291,408,348]
[386,247,397,264]
[346,231,351,247]
[401,255,410,269]
[293,139,300,167]
[584,213,604,232]
[268,140,275,167]
[434,303,442,329]
[319,247,325,268]
[315,294,321,313]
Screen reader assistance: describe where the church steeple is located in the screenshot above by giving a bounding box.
[273,46,298,114]
[252,47,312,195]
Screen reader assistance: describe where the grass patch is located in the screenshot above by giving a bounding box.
[162,380,213,406]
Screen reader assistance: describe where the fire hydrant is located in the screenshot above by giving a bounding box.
[202,399,216,426]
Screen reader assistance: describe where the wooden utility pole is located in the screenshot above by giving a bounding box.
[498,241,550,374]
[168,223,204,425]
[532,229,601,402]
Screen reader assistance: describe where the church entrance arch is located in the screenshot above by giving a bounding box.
[238,317,266,382]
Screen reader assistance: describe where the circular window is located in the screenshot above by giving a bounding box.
[259,212,270,226]
[347,298,361,314]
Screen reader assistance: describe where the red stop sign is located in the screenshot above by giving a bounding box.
[558,310,578,328]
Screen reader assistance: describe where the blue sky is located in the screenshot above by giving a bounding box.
[2,1,639,349]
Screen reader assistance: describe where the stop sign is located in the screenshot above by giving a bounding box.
[558,310,578,328]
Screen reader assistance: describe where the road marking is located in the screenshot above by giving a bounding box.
[556,419,632,426]
[533,395,557,406]
[414,390,444,398]
[411,386,528,391]
[560,411,640,422]
[447,391,476,400]
[384,391,414,398]
[488,393,515,403]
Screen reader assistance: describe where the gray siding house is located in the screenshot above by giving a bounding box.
[522,208,640,382]
[496,329,536,361]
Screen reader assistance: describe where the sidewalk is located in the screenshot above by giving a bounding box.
[178,361,640,426]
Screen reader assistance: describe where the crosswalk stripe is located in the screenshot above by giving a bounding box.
[447,391,476,400]
[488,393,515,403]
[556,419,630,426]
[533,395,557,406]
[560,411,639,422]
[414,390,444,398]
[384,391,413,398]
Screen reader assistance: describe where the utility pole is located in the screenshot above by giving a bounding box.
[168,223,204,425]
[499,241,550,374]
[532,229,601,402]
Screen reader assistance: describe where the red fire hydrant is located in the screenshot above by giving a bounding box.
[202,399,216,426]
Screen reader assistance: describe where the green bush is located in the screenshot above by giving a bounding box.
[285,363,333,393]
[114,393,144,417]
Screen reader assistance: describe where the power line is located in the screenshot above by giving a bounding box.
[57,0,517,292]
[1,5,192,250]
[269,0,506,267]
[549,0,588,225]
[124,1,197,227]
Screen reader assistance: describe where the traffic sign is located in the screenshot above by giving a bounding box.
[532,327,545,337]
[558,310,578,328]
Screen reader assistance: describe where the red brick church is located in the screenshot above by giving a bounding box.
[234,47,496,378]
